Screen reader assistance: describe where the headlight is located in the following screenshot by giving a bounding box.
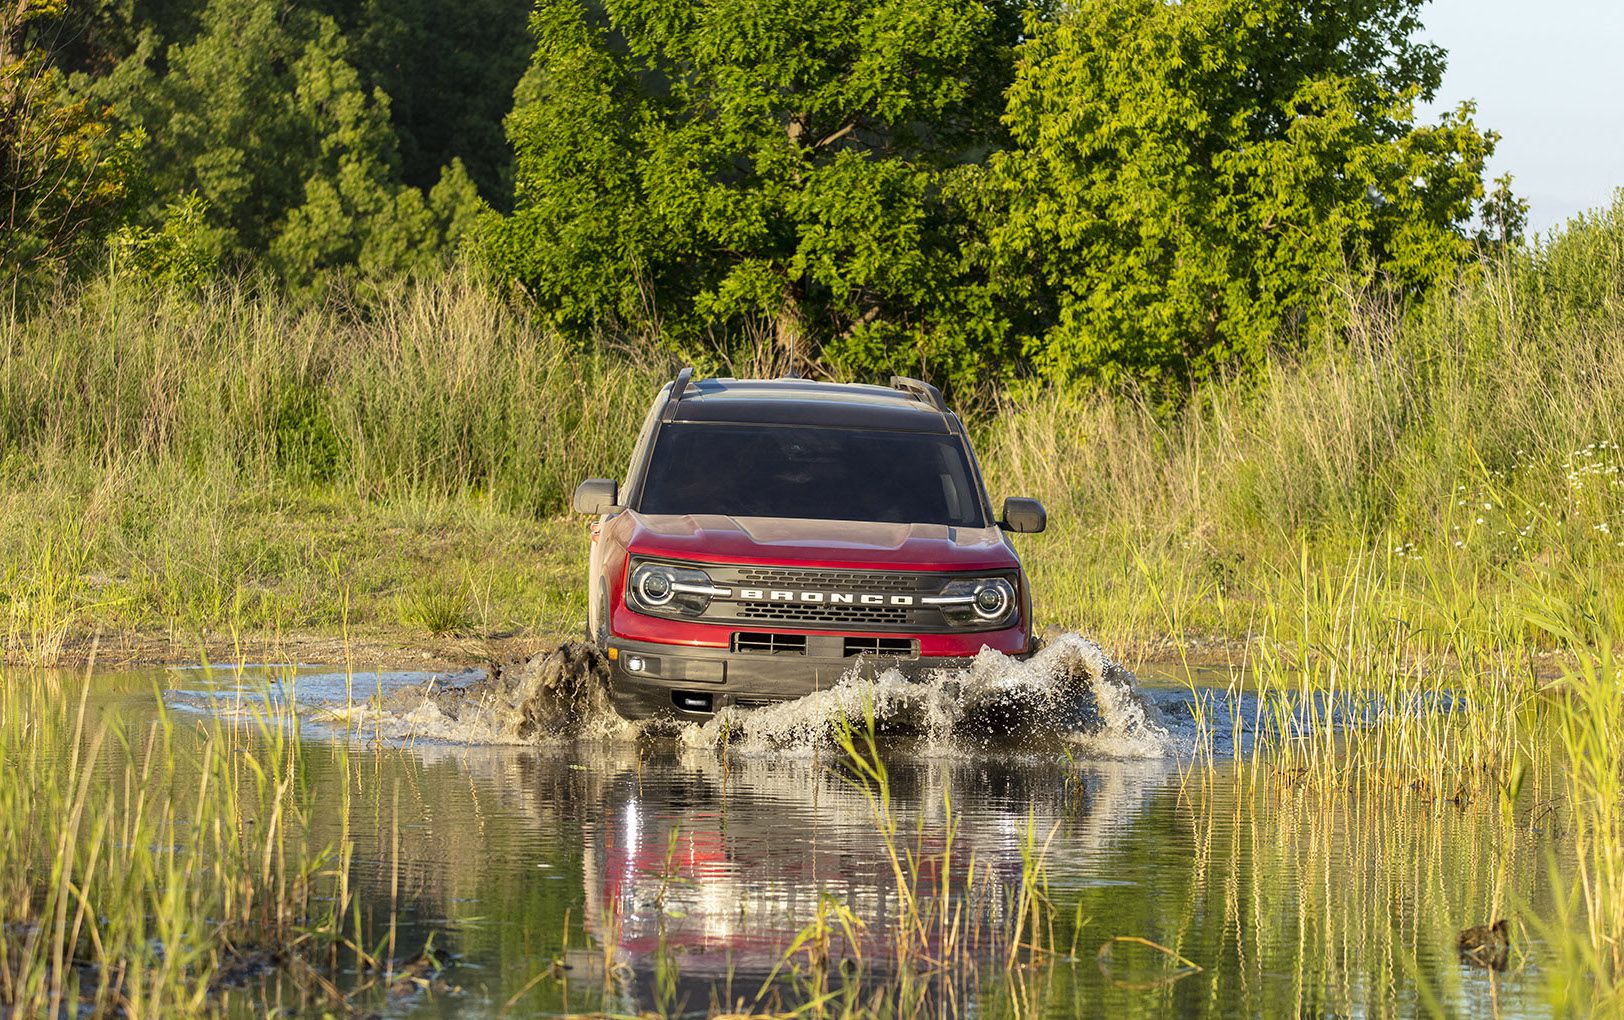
[924,577,1017,627]
[635,566,673,606]
[627,560,728,617]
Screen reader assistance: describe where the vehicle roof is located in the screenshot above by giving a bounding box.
[666,378,955,433]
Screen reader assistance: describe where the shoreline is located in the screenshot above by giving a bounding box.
[8,625,1473,678]
[17,628,563,673]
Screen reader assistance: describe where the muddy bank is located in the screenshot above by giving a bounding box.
[21,628,561,672]
[23,624,1276,677]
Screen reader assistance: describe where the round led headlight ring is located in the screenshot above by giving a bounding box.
[973,581,1010,620]
[636,567,674,606]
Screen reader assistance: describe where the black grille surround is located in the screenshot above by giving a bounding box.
[632,561,1020,634]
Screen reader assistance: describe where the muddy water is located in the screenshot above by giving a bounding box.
[136,646,1557,1017]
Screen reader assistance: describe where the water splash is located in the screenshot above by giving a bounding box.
[290,633,1175,759]
[687,633,1175,759]
[326,642,636,744]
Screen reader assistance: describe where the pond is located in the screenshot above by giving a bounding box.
[74,645,1555,1017]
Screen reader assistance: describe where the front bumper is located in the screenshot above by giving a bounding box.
[605,636,982,720]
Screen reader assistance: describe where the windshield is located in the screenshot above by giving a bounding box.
[637,424,988,527]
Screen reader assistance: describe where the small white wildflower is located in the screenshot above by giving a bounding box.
[1476,517,1486,525]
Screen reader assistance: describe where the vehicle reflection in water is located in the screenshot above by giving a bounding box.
[574,747,1173,1011]
[381,733,1175,1015]
[381,726,1554,1020]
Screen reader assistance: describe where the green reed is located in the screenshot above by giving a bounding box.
[0,661,416,1016]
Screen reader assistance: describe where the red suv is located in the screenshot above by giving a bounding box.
[572,369,1047,720]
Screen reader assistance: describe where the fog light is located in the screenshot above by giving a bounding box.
[625,655,646,673]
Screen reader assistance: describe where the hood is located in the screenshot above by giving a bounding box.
[622,513,1019,572]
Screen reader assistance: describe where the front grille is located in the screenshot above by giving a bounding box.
[732,567,922,594]
[634,561,1018,634]
[732,631,807,655]
[735,602,912,627]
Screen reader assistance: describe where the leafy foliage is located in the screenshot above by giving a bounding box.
[990,0,1496,391]
[109,190,223,287]
[2,0,143,288]
[484,0,1025,387]
[339,0,532,203]
[91,0,482,296]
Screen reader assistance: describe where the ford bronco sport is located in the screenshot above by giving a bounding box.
[571,368,1047,720]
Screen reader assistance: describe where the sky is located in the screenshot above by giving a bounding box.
[1420,0,1624,235]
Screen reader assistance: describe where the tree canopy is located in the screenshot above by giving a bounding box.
[484,0,1026,384]
[990,0,1495,390]
[87,0,493,295]
[5,0,1506,396]
[3,0,142,287]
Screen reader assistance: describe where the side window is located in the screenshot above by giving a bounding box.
[938,447,963,520]
[623,397,665,504]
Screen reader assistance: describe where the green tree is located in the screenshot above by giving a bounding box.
[1476,172,1528,253]
[2,0,142,289]
[991,0,1496,391]
[340,0,532,205]
[94,0,480,295]
[109,191,224,288]
[485,0,1023,385]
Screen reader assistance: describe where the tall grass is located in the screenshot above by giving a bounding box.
[0,271,664,513]
[0,661,406,1015]
[985,196,1624,654]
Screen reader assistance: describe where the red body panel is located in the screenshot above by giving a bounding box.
[594,511,1029,653]
[616,513,1019,571]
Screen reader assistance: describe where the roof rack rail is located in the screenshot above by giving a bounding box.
[888,375,948,412]
[660,366,694,421]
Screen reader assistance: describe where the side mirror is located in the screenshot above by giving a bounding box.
[572,478,619,515]
[999,497,1046,534]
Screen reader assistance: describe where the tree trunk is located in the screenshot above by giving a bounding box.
[776,278,805,373]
